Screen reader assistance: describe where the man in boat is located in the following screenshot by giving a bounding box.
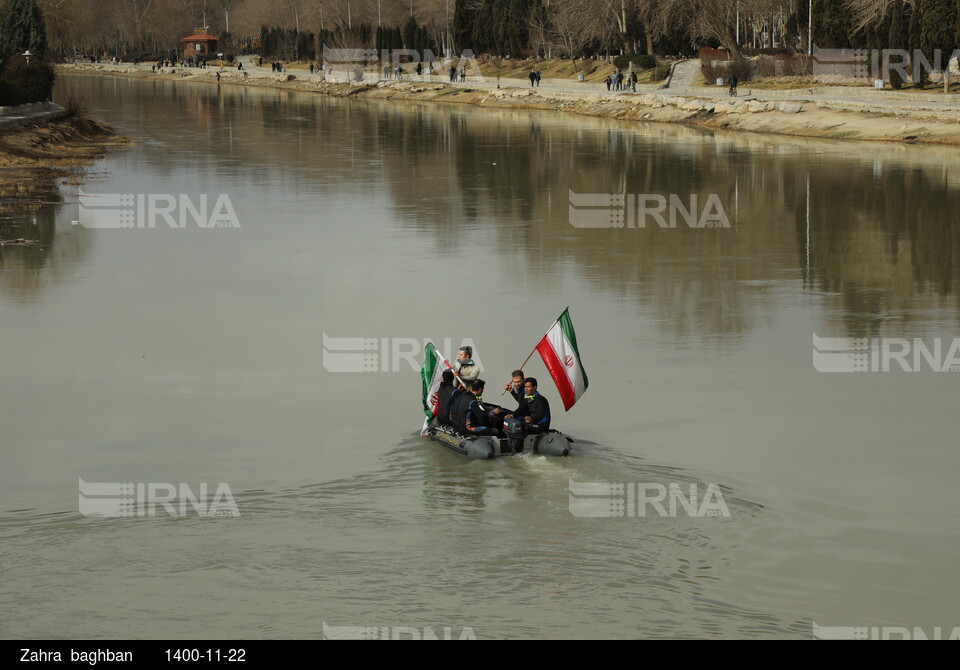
[435,369,458,427]
[507,377,550,434]
[502,369,526,408]
[448,378,473,428]
[457,379,503,437]
[454,346,479,383]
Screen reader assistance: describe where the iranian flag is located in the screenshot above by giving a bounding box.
[535,308,589,411]
[420,342,453,435]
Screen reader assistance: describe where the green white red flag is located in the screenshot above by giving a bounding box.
[535,308,589,411]
[421,342,453,434]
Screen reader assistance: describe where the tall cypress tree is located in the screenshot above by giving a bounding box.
[909,0,925,84]
[811,0,852,48]
[918,0,959,91]
[454,0,474,54]
[0,0,47,58]
[403,16,417,50]
[888,0,911,89]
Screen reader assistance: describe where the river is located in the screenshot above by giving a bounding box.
[1,73,958,639]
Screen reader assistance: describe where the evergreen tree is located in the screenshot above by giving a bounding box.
[472,1,496,54]
[909,0,925,85]
[888,0,911,89]
[403,16,417,50]
[811,0,851,48]
[454,0,473,54]
[0,0,47,58]
[917,0,958,90]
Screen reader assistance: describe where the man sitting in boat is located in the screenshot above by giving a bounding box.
[435,369,458,427]
[457,379,503,437]
[448,378,473,427]
[454,346,480,383]
[507,378,551,434]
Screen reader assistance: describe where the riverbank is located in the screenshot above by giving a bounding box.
[58,62,960,147]
[0,113,133,216]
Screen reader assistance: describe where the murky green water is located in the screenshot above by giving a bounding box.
[1,74,958,639]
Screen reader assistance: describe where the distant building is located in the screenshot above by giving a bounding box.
[181,29,218,58]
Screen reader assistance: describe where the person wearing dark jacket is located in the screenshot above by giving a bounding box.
[449,379,473,429]
[435,369,457,427]
[462,379,502,436]
[509,377,550,433]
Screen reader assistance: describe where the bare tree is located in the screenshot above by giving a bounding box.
[547,0,605,71]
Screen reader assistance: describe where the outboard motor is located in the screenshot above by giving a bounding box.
[503,416,526,454]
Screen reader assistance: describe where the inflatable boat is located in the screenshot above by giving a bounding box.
[425,418,572,460]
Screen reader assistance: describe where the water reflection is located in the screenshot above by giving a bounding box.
[0,205,90,302]
[35,74,960,339]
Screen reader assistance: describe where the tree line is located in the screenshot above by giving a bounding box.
[11,0,960,65]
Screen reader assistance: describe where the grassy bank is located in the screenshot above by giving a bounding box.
[0,114,133,217]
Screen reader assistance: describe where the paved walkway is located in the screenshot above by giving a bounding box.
[0,102,66,129]
[67,57,960,118]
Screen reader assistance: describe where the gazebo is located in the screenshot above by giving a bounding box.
[181,29,218,57]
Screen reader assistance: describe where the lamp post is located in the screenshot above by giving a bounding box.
[23,50,33,65]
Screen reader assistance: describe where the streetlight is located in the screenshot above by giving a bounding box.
[23,50,33,65]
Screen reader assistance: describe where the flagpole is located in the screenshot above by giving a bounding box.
[500,308,569,395]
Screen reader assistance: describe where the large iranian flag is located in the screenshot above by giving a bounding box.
[420,342,452,434]
[535,309,589,411]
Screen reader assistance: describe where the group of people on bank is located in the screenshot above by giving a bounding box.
[434,347,551,438]
[605,70,637,91]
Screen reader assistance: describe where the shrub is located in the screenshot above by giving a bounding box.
[701,57,754,84]
[61,92,87,117]
[726,58,753,83]
[0,59,56,103]
[651,63,671,81]
[0,79,24,105]
[757,54,809,77]
[613,54,657,71]
[698,47,730,61]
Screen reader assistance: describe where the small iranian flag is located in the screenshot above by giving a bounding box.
[420,342,453,435]
[535,308,589,411]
